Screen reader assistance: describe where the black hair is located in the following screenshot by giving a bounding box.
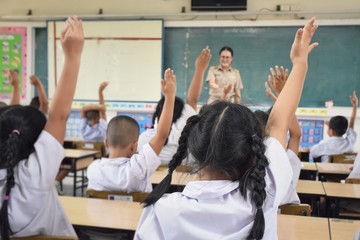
[143,101,269,240]
[219,46,234,57]
[30,96,40,109]
[86,110,100,123]
[329,115,348,136]
[254,107,272,136]
[0,105,46,240]
[107,115,139,148]
[151,96,185,145]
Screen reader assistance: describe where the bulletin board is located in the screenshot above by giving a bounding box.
[48,19,163,102]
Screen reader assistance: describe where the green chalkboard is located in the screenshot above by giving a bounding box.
[34,27,48,95]
[164,26,360,107]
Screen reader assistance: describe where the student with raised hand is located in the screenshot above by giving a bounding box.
[260,65,302,205]
[309,91,358,162]
[9,69,20,106]
[79,81,109,142]
[137,48,211,166]
[87,68,176,193]
[0,16,84,239]
[135,18,318,240]
[29,75,49,114]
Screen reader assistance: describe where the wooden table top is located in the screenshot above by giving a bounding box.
[329,218,360,240]
[302,162,317,171]
[296,180,325,196]
[64,149,99,158]
[323,182,360,199]
[316,163,352,175]
[278,214,330,240]
[60,196,143,230]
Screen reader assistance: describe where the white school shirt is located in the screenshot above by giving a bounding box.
[280,149,301,205]
[137,104,197,166]
[79,118,107,142]
[309,128,357,163]
[87,143,160,192]
[348,153,360,178]
[134,137,292,240]
[0,131,76,237]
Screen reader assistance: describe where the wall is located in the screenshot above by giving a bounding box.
[0,0,360,20]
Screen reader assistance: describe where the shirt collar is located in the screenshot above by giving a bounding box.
[99,157,129,165]
[182,180,239,200]
[217,66,233,72]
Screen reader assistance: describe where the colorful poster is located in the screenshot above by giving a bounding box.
[0,27,27,99]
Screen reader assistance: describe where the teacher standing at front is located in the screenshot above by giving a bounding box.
[206,46,243,104]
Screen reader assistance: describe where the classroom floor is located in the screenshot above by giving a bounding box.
[61,176,87,197]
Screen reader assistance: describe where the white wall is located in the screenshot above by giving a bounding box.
[1,0,359,20]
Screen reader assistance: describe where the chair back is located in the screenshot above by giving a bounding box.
[329,153,357,164]
[74,141,106,158]
[86,189,149,202]
[345,178,360,184]
[279,204,312,216]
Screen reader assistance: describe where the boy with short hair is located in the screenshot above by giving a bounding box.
[87,69,176,192]
[310,91,358,162]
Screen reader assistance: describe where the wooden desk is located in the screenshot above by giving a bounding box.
[296,180,326,216]
[329,218,360,240]
[63,149,99,196]
[60,196,142,231]
[278,214,330,240]
[300,162,318,180]
[316,163,352,182]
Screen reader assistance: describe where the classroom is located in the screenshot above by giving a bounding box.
[1,0,360,239]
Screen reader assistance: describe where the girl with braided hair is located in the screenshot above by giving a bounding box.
[135,18,318,240]
[0,16,84,239]
[137,48,211,166]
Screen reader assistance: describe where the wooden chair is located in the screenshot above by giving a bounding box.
[86,189,149,202]
[329,153,357,164]
[73,141,106,158]
[11,236,78,240]
[175,165,193,172]
[279,204,312,216]
[345,178,360,184]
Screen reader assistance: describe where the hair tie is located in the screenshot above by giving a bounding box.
[3,195,9,201]
[12,129,20,135]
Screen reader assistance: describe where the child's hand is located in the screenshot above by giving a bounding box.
[161,68,176,99]
[290,17,319,65]
[9,70,19,87]
[99,81,109,92]
[350,91,358,107]
[210,82,219,89]
[30,75,40,86]
[223,83,232,96]
[61,16,84,60]
[195,47,211,71]
[268,65,289,95]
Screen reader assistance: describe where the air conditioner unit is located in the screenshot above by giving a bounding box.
[191,0,247,11]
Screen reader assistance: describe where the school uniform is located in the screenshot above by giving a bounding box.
[206,66,243,104]
[134,137,292,240]
[349,153,360,178]
[309,128,357,163]
[87,143,160,192]
[280,149,301,205]
[79,118,107,142]
[0,131,76,237]
[137,104,197,166]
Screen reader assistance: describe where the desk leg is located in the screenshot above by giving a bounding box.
[72,158,76,197]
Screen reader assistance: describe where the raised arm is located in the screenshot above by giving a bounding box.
[267,18,318,148]
[287,116,301,155]
[187,48,211,110]
[149,68,176,155]
[80,104,105,118]
[30,75,49,114]
[98,81,108,120]
[349,91,358,129]
[44,16,84,143]
[9,70,20,105]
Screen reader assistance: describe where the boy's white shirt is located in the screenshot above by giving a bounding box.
[134,137,293,240]
[0,131,76,236]
[349,153,360,178]
[137,104,197,166]
[79,118,107,142]
[87,143,160,192]
[310,128,357,162]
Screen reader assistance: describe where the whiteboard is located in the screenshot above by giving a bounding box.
[48,20,163,102]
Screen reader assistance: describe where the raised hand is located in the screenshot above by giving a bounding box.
[290,17,319,65]
[350,91,358,107]
[268,65,289,95]
[99,81,109,92]
[9,69,19,87]
[61,16,84,60]
[195,47,211,72]
[161,68,176,99]
[30,75,41,86]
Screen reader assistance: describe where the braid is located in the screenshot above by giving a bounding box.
[240,134,269,240]
[0,134,20,240]
[142,114,200,207]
